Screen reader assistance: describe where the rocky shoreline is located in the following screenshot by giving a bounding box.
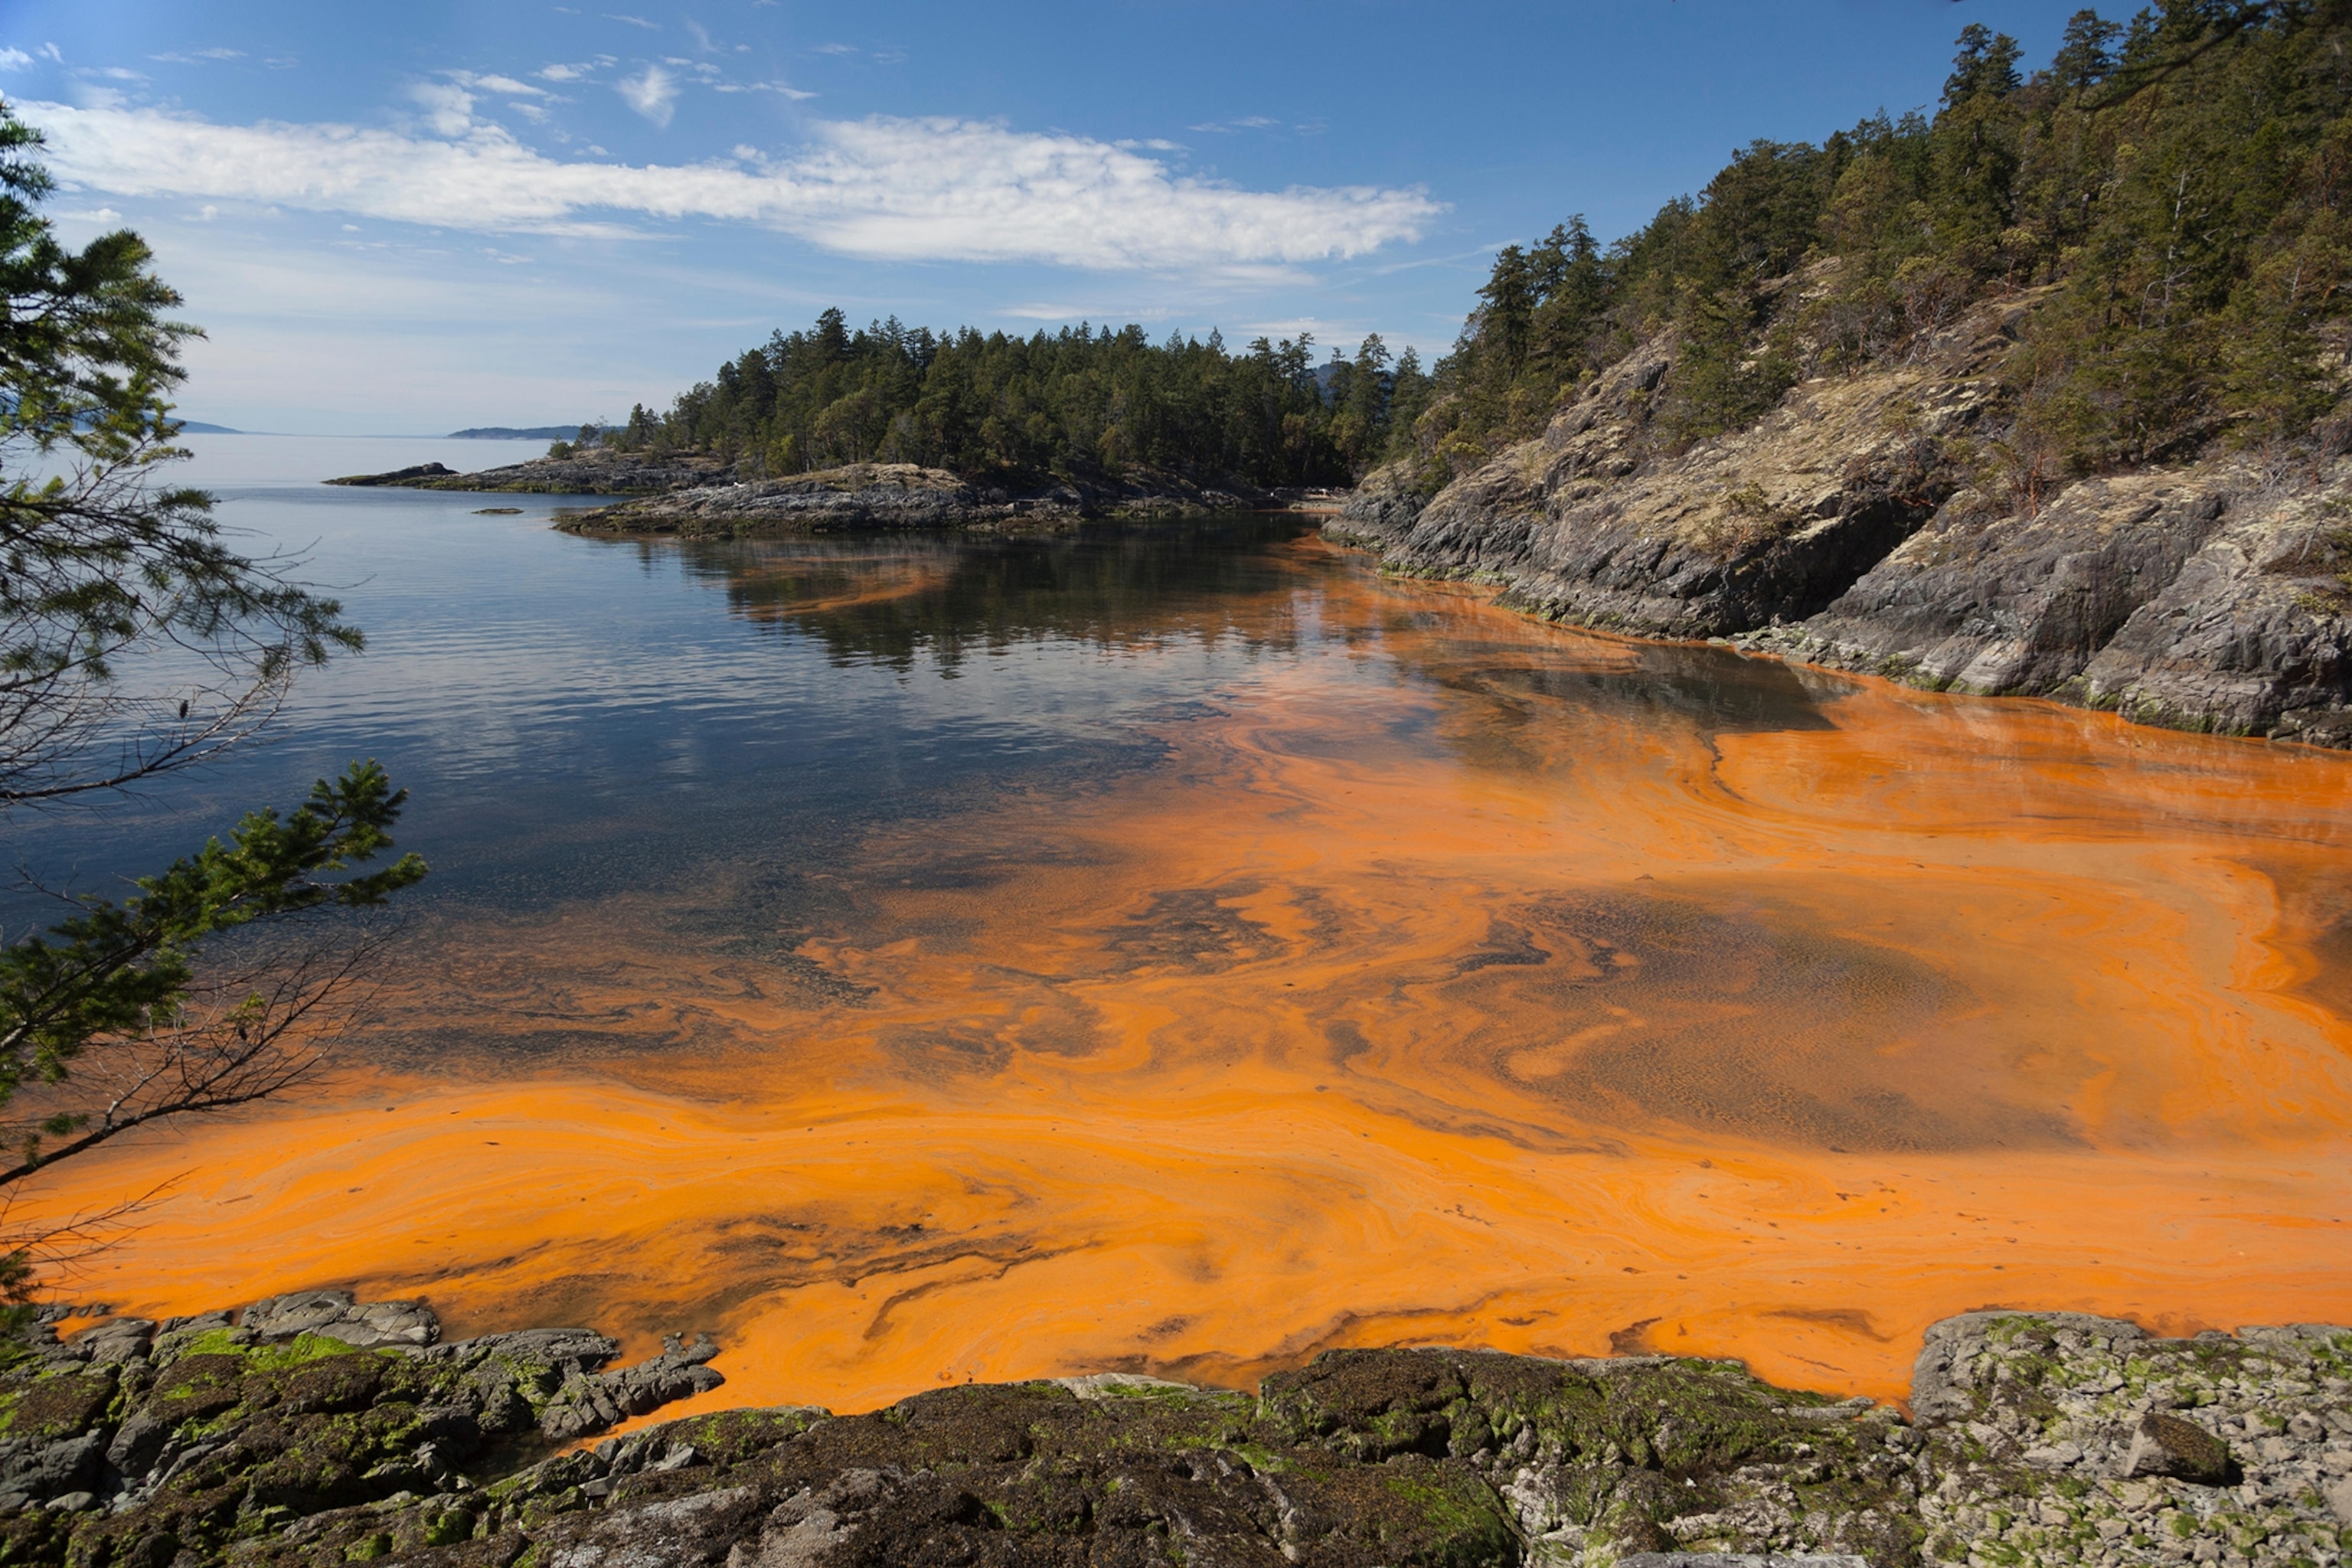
[2,1295,2344,1566]
[1329,284,2352,749]
[326,452,1289,534]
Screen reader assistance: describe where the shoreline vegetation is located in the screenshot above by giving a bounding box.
[2,1295,2344,1566]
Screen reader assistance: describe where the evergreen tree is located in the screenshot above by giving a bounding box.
[0,109,426,1280]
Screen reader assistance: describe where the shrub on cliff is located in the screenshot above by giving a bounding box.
[0,106,425,1288]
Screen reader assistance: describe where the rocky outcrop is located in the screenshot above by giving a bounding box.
[1332,294,2352,746]
[1331,302,2011,640]
[328,449,1284,532]
[1740,463,2352,746]
[0,1289,721,1562]
[554,462,1079,536]
[4,1302,2347,1566]
[554,462,1278,537]
[327,449,736,495]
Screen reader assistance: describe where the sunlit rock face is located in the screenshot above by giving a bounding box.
[16,535,2352,1433]
[1338,292,2352,746]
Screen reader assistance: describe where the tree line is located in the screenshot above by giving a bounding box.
[1394,2,2352,501]
[605,312,1438,489]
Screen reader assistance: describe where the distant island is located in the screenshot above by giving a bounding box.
[447,424,609,440]
[174,420,240,433]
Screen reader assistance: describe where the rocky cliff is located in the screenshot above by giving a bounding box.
[1331,292,2352,747]
[4,1295,2345,1567]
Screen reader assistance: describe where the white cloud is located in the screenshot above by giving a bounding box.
[606,13,658,28]
[24,100,1442,270]
[457,72,547,96]
[812,43,857,55]
[684,19,718,52]
[537,62,593,81]
[616,64,676,126]
[0,47,36,70]
[410,81,475,136]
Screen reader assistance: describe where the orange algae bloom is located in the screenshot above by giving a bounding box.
[26,541,2352,1416]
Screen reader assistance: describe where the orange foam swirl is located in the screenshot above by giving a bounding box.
[23,540,2352,1417]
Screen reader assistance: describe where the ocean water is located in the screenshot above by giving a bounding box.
[11,435,2351,1412]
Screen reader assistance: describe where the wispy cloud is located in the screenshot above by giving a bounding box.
[616,64,677,126]
[812,43,858,55]
[0,47,31,71]
[1189,116,1279,135]
[1001,301,1174,323]
[27,101,1443,270]
[452,71,548,97]
[712,80,814,100]
[605,13,658,28]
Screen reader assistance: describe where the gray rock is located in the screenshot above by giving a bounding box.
[74,1318,154,1365]
[537,1484,764,1568]
[242,1288,438,1348]
[0,1430,104,1501]
[2120,1412,2239,1483]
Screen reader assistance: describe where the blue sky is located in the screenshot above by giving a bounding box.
[3,2,2084,434]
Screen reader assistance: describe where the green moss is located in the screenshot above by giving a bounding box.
[168,1329,372,1371]
[1379,1472,1516,1563]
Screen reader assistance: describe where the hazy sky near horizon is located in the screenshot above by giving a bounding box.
[5,1,2082,435]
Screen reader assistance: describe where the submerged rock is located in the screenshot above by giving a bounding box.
[2,1298,2343,1565]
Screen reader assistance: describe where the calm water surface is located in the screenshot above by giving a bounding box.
[13,434,2351,1411]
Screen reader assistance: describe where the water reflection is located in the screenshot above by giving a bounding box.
[12,466,2352,1417]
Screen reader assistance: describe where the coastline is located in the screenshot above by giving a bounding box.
[7,1292,2344,1566]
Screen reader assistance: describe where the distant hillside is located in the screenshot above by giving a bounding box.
[175,420,240,434]
[447,425,607,440]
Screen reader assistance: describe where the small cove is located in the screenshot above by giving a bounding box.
[11,434,2351,1414]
